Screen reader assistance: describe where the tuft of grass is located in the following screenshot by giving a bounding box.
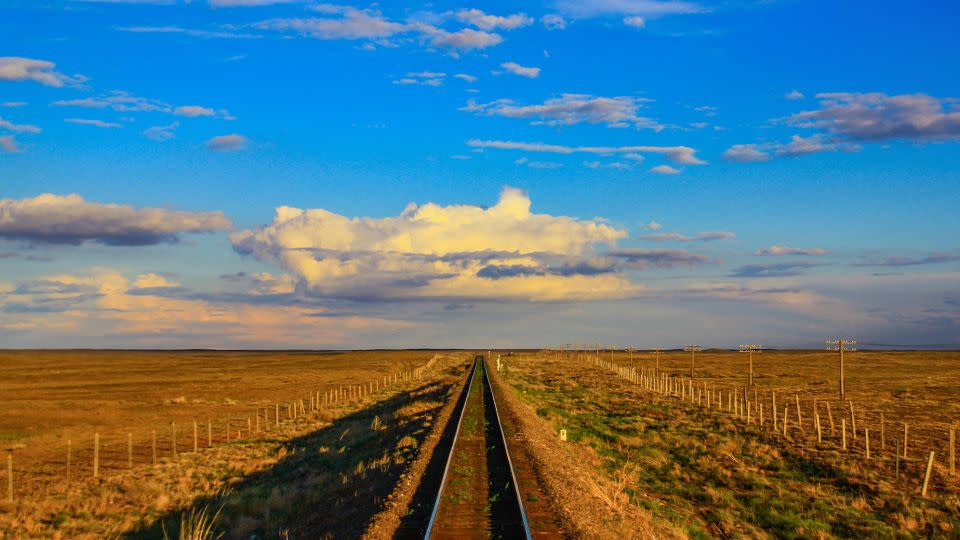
[163,505,223,540]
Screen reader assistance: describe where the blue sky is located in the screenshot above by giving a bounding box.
[1,0,958,349]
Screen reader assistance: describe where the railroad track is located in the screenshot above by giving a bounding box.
[422,355,532,539]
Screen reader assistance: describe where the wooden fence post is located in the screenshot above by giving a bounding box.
[94,433,100,478]
[865,428,871,459]
[826,402,834,435]
[841,419,847,451]
[782,406,789,437]
[880,412,886,450]
[208,420,213,447]
[6,454,12,503]
[815,412,822,443]
[849,401,857,439]
[903,423,909,459]
[193,421,198,453]
[950,428,956,476]
[171,423,177,458]
[795,394,803,429]
[921,451,936,497]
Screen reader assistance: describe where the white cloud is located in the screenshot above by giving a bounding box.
[174,105,216,117]
[455,9,533,31]
[787,92,960,142]
[0,193,231,245]
[231,187,645,301]
[0,57,85,87]
[498,62,541,79]
[0,135,20,153]
[526,161,563,169]
[650,164,680,174]
[454,73,478,83]
[428,28,504,52]
[785,89,805,100]
[393,71,445,86]
[554,0,703,18]
[623,16,646,28]
[65,118,123,128]
[643,221,662,230]
[256,8,407,40]
[53,91,170,113]
[0,116,41,134]
[755,245,829,256]
[467,139,706,165]
[1,102,26,108]
[208,0,302,6]
[722,144,770,162]
[541,14,567,30]
[143,122,178,141]
[207,133,248,151]
[462,94,661,129]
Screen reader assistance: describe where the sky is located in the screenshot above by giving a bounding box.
[1,0,958,349]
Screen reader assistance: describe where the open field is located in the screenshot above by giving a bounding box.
[504,350,960,538]
[0,350,472,538]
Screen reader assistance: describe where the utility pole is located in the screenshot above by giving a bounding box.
[684,344,703,378]
[826,339,856,400]
[738,344,763,387]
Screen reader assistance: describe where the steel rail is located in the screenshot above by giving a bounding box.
[422,355,532,540]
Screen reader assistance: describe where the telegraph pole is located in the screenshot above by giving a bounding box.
[684,344,703,378]
[738,344,762,387]
[826,339,856,400]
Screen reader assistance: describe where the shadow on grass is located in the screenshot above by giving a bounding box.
[123,368,468,540]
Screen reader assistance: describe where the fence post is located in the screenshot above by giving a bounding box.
[841,420,847,451]
[6,453,12,503]
[950,428,956,476]
[128,433,133,468]
[94,433,100,478]
[903,423,909,459]
[865,428,871,459]
[193,421,198,453]
[849,401,857,439]
[921,451,936,497]
[171,423,177,458]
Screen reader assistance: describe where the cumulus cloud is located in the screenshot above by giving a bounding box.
[650,164,680,174]
[427,27,504,52]
[785,89,805,100]
[231,187,649,301]
[467,139,705,165]
[462,94,659,129]
[639,231,734,242]
[65,118,123,128]
[541,14,567,30]
[256,6,407,40]
[0,116,40,134]
[755,245,828,256]
[722,144,770,162]
[787,92,960,142]
[0,193,231,246]
[498,62,540,79]
[623,16,646,28]
[206,133,248,151]
[0,57,85,87]
[455,9,533,31]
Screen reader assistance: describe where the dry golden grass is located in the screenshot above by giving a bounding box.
[0,350,470,538]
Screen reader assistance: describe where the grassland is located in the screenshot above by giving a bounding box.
[0,349,472,538]
[502,350,960,538]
